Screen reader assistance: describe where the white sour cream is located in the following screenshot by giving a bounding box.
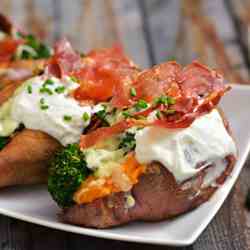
[135,109,237,183]
[9,76,96,146]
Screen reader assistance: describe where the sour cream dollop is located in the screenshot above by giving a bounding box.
[135,109,237,182]
[10,76,99,146]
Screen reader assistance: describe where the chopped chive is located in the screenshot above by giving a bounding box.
[44,79,54,86]
[40,87,53,95]
[130,87,137,97]
[70,76,79,83]
[27,85,32,94]
[153,95,176,106]
[96,109,109,126]
[40,98,45,104]
[134,99,148,111]
[40,104,49,110]
[156,110,162,119]
[39,98,49,110]
[96,109,106,120]
[82,112,90,122]
[167,96,176,105]
[122,111,132,118]
[154,95,168,105]
[63,115,72,122]
[55,86,65,94]
[164,109,176,115]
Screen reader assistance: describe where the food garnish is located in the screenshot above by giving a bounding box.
[48,144,89,208]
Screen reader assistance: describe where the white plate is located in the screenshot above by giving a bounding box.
[0,84,249,246]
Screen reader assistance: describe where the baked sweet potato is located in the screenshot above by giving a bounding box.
[61,155,235,228]
[61,111,237,228]
[0,129,61,188]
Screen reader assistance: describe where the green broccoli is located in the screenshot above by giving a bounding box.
[48,144,90,208]
[119,132,136,153]
[16,33,52,60]
[0,136,9,150]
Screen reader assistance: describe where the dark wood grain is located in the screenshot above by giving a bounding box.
[0,0,250,249]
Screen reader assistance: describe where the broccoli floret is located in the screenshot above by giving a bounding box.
[16,33,52,60]
[0,136,9,150]
[48,144,90,208]
[119,132,136,153]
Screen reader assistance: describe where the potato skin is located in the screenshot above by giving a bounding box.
[0,129,61,187]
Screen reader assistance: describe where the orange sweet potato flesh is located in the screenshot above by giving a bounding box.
[0,129,61,188]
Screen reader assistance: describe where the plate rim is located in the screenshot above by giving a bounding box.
[0,84,249,246]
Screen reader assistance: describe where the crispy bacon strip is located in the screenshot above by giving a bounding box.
[47,38,81,77]
[0,38,23,62]
[134,61,182,102]
[80,120,133,149]
[74,44,138,104]
[80,61,229,149]
[47,41,138,104]
[177,61,225,98]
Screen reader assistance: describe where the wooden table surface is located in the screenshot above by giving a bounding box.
[1,0,250,249]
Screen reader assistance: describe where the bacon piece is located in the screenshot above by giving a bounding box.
[80,88,229,149]
[133,62,182,102]
[0,38,22,62]
[47,38,81,77]
[80,120,133,149]
[73,64,118,102]
[110,65,139,108]
[74,44,139,104]
[177,61,225,98]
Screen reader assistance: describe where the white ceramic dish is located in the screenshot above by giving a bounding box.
[0,84,249,246]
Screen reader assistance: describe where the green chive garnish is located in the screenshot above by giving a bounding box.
[63,115,72,122]
[70,76,79,83]
[156,110,162,119]
[40,105,49,110]
[39,98,49,110]
[164,109,176,115]
[130,87,137,97]
[44,79,54,85]
[27,85,32,94]
[40,87,53,95]
[40,98,45,104]
[122,111,132,118]
[134,99,148,111]
[167,97,176,105]
[55,86,65,94]
[82,112,90,122]
[154,95,176,106]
